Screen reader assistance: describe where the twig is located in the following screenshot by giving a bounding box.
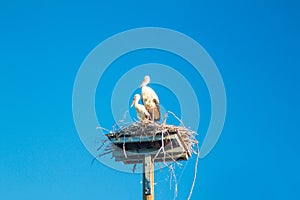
[170,164,178,200]
[167,111,185,127]
[96,139,108,151]
[132,164,137,173]
[96,126,111,133]
[123,135,128,158]
[187,143,200,200]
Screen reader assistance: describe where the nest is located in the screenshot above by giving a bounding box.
[111,121,197,147]
[105,121,197,163]
[95,112,199,200]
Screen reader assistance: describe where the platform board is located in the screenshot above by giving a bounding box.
[106,130,191,164]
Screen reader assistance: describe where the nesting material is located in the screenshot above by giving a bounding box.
[95,112,200,200]
[105,121,198,164]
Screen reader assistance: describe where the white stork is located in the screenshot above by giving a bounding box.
[140,75,161,121]
[131,94,150,121]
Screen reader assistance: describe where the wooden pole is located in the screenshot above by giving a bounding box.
[143,154,154,200]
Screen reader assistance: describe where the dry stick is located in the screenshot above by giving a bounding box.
[96,139,108,151]
[164,163,179,200]
[171,164,178,200]
[187,143,200,200]
[176,159,189,185]
[121,110,129,122]
[155,143,180,200]
[165,130,174,158]
[123,144,128,158]
[166,153,182,167]
[153,146,163,162]
[169,163,173,188]
[90,157,97,168]
[132,164,137,173]
[111,123,117,132]
[160,117,198,200]
[167,111,185,127]
[163,113,168,125]
[160,151,181,166]
[96,126,111,133]
[162,130,166,162]
[98,150,113,158]
[122,134,128,158]
[152,130,166,162]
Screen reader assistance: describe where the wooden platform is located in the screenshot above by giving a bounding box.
[106,129,191,164]
[104,122,196,200]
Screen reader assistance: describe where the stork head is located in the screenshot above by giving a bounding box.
[140,75,150,87]
[131,94,141,107]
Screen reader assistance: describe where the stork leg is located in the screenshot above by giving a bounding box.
[149,111,154,122]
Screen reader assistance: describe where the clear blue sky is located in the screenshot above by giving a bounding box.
[0,0,299,200]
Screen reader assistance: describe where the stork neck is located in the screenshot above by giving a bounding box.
[134,97,140,106]
[142,80,149,87]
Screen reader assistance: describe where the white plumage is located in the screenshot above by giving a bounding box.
[131,94,150,121]
[140,75,161,121]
